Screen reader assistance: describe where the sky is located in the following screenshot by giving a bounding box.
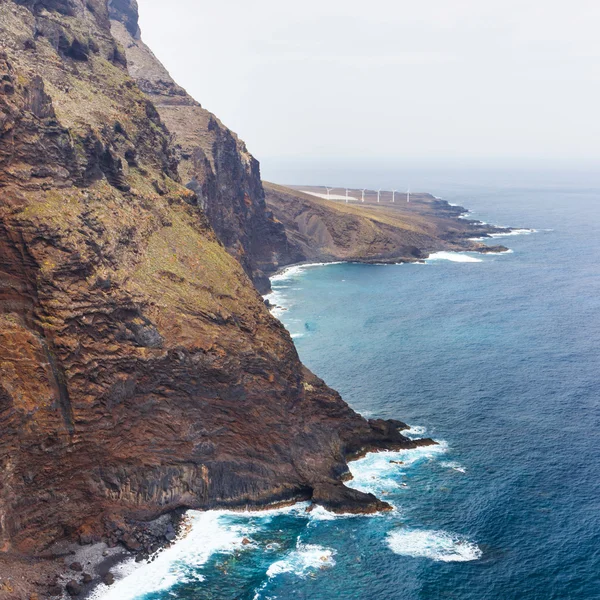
[137,0,600,172]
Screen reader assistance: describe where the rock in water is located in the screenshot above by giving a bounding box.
[65,581,82,597]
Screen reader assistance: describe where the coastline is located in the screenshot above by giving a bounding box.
[261,196,524,287]
[78,197,524,600]
[84,425,438,600]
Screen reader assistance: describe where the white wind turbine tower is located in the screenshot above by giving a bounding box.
[326,187,334,200]
[392,189,397,203]
[345,188,350,203]
[361,188,366,203]
[407,187,410,203]
[377,188,382,203]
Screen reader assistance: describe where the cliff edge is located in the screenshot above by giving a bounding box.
[109,0,294,293]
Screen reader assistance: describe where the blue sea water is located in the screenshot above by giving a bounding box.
[96,170,600,600]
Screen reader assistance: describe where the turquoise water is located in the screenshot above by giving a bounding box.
[96,174,600,600]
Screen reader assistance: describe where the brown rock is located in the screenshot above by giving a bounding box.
[103,572,115,586]
[65,580,82,596]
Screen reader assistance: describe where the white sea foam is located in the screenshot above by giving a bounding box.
[270,262,343,285]
[404,425,427,437]
[346,442,448,498]
[387,529,482,562]
[266,262,344,319]
[269,264,307,284]
[488,228,536,238]
[252,542,336,600]
[426,252,482,263]
[90,511,256,600]
[266,543,336,578]
[440,461,467,474]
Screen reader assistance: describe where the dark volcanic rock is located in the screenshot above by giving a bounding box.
[477,244,510,253]
[47,585,63,597]
[65,580,82,596]
[312,483,393,514]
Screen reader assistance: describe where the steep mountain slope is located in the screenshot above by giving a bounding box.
[0,1,423,596]
[108,0,294,293]
[264,183,509,264]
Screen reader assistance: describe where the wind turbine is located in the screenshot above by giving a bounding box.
[377,188,381,203]
[407,187,410,203]
[325,187,334,200]
[345,188,350,203]
[361,188,366,203]
[392,189,397,203]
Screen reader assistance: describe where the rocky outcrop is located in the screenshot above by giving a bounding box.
[264,183,510,264]
[108,1,294,293]
[0,1,424,596]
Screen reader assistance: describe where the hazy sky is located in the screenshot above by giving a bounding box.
[138,0,600,166]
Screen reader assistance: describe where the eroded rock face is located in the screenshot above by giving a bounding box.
[0,1,416,589]
[108,3,294,293]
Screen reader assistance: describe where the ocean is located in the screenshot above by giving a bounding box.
[94,169,600,600]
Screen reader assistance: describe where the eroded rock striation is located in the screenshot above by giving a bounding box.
[0,1,425,596]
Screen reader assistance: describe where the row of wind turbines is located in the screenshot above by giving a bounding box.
[324,187,411,204]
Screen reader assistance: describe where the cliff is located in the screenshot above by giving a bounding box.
[0,1,424,597]
[108,0,294,293]
[264,183,509,265]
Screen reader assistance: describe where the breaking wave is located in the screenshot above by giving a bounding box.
[387,529,482,562]
[346,441,449,498]
[426,252,483,263]
[90,511,254,600]
[266,543,336,578]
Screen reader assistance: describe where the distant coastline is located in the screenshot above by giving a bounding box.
[263,183,523,282]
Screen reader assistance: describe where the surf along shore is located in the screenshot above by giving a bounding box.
[82,187,527,600]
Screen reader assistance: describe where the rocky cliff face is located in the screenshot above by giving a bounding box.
[108,0,293,293]
[0,1,421,596]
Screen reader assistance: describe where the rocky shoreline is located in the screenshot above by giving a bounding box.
[74,422,436,600]
[11,421,430,600]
